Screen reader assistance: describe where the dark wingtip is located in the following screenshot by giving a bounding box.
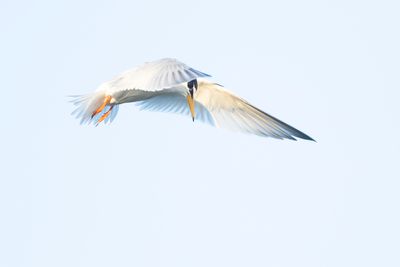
[289,130,315,142]
[298,134,316,142]
[306,137,316,142]
[246,102,315,142]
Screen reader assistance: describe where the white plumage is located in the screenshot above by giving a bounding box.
[98,58,210,93]
[71,58,314,141]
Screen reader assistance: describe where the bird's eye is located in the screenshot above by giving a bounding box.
[187,80,194,89]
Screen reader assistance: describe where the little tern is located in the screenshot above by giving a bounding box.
[71,58,314,141]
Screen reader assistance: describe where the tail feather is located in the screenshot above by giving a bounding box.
[70,92,119,125]
[106,105,119,124]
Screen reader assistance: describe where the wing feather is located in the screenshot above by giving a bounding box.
[136,89,215,125]
[195,81,314,141]
[99,58,210,93]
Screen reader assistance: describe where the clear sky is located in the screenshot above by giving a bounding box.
[1,0,400,266]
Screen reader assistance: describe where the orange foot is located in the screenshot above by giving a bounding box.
[91,95,112,118]
[96,105,114,125]
[91,95,115,125]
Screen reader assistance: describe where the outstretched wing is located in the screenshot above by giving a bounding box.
[99,58,210,93]
[195,81,314,141]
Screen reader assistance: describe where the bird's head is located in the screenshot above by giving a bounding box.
[186,79,198,121]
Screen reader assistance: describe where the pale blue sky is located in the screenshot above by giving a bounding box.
[1,0,400,266]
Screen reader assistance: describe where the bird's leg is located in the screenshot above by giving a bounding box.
[92,95,112,118]
[95,105,114,126]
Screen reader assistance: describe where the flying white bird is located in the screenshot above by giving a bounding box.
[71,58,314,141]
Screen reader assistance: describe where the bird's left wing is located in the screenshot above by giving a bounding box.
[100,58,210,93]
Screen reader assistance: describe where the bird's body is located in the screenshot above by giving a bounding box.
[71,58,314,141]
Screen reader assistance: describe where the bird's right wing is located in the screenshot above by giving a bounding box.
[195,82,314,141]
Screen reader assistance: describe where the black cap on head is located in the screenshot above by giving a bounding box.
[187,79,198,90]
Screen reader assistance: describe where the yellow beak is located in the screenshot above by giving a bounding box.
[186,94,195,121]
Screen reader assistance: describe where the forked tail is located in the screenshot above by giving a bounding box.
[70,92,119,125]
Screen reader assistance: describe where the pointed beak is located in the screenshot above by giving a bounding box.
[186,92,195,122]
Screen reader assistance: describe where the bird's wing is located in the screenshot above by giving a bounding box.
[195,81,314,141]
[135,89,215,125]
[99,58,210,93]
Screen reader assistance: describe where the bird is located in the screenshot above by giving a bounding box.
[71,58,314,141]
